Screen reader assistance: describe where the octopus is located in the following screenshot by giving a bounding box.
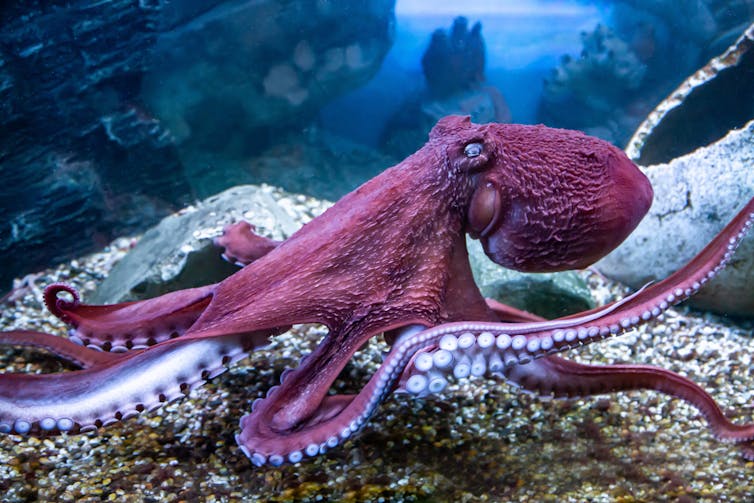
[1,115,753,467]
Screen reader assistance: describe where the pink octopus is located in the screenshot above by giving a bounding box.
[1,116,753,467]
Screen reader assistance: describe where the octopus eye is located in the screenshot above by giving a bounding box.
[464,142,483,158]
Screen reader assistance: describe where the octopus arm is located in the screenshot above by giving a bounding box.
[235,323,432,467]
[0,330,118,368]
[43,283,216,351]
[0,333,251,436]
[214,221,283,267]
[502,357,754,457]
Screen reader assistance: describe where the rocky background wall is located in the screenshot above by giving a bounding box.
[0,0,395,293]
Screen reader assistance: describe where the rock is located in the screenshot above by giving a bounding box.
[243,129,397,202]
[626,22,754,165]
[92,185,298,304]
[381,17,510,159]
[0,0,396,295]
[538,24,649,146]
[599,119,754,316]
[141,0,395,145]
[0,1,194,294]
[467,238,594,319]
[615,0,754,54]
[421,17,486,100]
[540,8,754,147]
[186,128,398,202]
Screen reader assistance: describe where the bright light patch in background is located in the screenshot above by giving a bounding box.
[321,0,608,143]
[397,0,600,17]
[392,0,603,70]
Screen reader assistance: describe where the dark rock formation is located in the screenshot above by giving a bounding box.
[616,0,754,57]
[243,129,397,202]
[0,1,192,295]
[421,17,486,99]
[538,24,650,145]
[0,0,396,294]
[141,0,395,154]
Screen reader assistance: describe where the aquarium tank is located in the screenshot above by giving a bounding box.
[1,0,754,501]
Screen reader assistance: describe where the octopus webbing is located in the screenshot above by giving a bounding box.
[1,115,753,467]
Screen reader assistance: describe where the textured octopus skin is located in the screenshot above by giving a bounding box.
[1,115,753,467]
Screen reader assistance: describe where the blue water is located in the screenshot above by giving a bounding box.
[321,0,607,146]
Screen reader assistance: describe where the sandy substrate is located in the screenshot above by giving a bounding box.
[1,192,753,502]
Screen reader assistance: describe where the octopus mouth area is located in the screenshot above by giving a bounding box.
[282,395,354,434]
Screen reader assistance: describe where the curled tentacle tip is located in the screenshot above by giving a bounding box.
[43,283,80,319]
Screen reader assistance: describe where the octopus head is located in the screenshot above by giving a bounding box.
[431,115,653,272]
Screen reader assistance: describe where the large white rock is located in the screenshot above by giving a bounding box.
[599,120,754,316]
